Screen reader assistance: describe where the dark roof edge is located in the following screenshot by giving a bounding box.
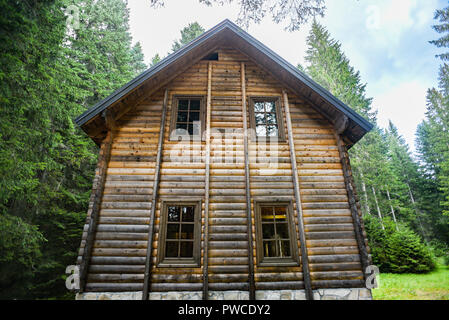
[75,19,374,134]
[224,23,374,132]
[75,20,232,126]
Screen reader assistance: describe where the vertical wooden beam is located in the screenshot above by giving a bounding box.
[241,62,256,300]
[282,90,314,300]
[78,110,114,293]
[202,62,212,300]
[142,89,169,300]
[335,133,371,281]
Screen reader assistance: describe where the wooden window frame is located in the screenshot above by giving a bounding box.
[254,200,299,267]
[248,96,286,142]
[157,200,202,267]
[169,95,206,142]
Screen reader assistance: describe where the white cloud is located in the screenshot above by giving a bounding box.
[373,80,429,151]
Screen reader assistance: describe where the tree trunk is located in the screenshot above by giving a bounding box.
[371,186,384,230]
[407,183,428,242]
[359,171,370,215]
[386,188,399,231]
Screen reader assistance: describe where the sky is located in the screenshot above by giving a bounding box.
[127,0,446,154]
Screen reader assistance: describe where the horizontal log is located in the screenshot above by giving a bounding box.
[308,262,362,272]
[305,224,355,232]
[92,232,148,241]
[151,273,202,283]
[208,282,248,291]
[98,217,149,225]
[308,246,359,256]
[89,248,147,257]
[85,283,143,292]
[304,217,353,225]
[209,249,248,257]
[150,283,203,292]
[87,225,149,233]
[311,279,365,289]
[92,240,148,248]
[88,265,145,274]
[209,265,249,274]
[209,218,248,225]
[306,231,355,240]
[255,273,303,282]
[208,274,249,282]
[89,256,146,265]
[209,225,248,233]
[306,239,358,248]
[309,254,361,264]
[255,281,304,290]
[99,209,150,217]
[87,274,144,283]
[209,257,248,265]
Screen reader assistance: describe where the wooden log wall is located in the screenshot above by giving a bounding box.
[77,47,368,295]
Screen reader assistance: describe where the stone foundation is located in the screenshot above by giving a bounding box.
[76,288,372,300]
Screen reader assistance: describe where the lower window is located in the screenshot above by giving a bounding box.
[255,202,299,266]
[157,201,201,267]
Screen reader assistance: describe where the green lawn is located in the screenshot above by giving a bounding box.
[372,263,449,300]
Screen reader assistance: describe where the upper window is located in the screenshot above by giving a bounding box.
[169,96,205,141]
[255,202,299,266]
[157,201,201,267]
[249,97,285,141]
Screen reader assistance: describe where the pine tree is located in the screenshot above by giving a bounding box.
[171,22,205,52]
[300,21,443,246]
[0,0,146,299]
[420,4,449,217]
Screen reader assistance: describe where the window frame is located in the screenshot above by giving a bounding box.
[248,96,286,142]
[254,200,300,267]
[157,200,202,267]
[169,95,206,142]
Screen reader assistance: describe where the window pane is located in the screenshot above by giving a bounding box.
[255,112,265,124]
[274,207,287,222]
[167,206,180,222]
[190,100,200,110]
[254,102,265,112]
[166,224,179,239]
[265,101,276,113]
[256,125,266,136]
[189,111,200,122]
[165,242,178,257]
[177,111,188,122]
[176,123,187,131]
[280,240,291,257]
[182,206,195,222]
[180,242,194,257]
[181,224,194,239]
[178,100,189,110]
[266,112,277,125]
[262,223,275,239]
[266,125,278,137]
[263,241,277,257]
[276,223,289,239]
[261,207,273,222]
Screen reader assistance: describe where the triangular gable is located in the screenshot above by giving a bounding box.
[75,19,373,146]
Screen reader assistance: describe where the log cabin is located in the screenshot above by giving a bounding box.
[74,19,374,300]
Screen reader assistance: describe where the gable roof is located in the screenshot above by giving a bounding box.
[75,19,373,146]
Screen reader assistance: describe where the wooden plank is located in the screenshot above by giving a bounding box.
[203,62,212,300]
[241,62,256,300]
[142,88,168,300]
[335,133,371,283]
[78,111,114,293]
[282,90,313,300]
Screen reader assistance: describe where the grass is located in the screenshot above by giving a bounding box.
[372,262,449,300]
